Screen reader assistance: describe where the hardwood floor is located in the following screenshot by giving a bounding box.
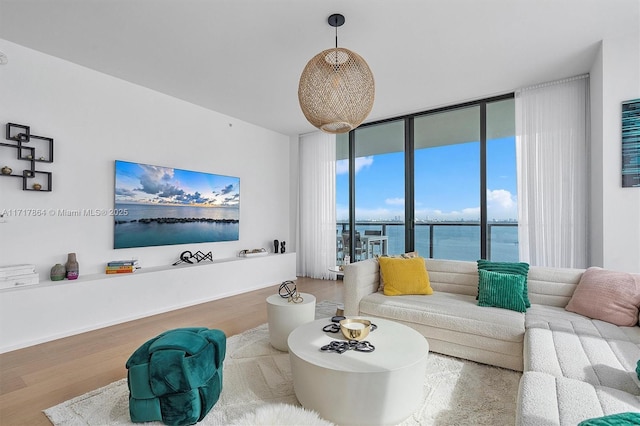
[0,277,344,425]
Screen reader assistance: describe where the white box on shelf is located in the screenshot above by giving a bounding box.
[0,264,36,278]
[0,272,40,289]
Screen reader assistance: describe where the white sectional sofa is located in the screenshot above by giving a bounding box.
[343,258,640,425]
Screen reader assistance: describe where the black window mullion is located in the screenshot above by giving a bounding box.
[405,117,415,252]
[480,102,488,259]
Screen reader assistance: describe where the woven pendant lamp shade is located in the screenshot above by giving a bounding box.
[298,47,375,134]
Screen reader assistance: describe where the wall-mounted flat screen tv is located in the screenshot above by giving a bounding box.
[114,160,240,249]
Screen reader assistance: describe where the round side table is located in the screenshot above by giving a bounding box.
[266,292,316,351]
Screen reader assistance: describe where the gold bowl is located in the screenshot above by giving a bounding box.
[339,318,372,341]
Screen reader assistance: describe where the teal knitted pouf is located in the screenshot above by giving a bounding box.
[126,327,226,426]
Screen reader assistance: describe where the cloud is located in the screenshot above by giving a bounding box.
[385,197,405,206]
[115,187,136,197]
[220,184,235,195]
[487,189,515,210]
[336,156,374,175]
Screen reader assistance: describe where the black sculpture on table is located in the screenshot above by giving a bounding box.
[273,239,279,254]
[280,241,286,254]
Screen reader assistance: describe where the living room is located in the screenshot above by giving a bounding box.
[0,1,639,425]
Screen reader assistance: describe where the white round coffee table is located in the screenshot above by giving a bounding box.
[288,317,429,426]
[266,292,316,351]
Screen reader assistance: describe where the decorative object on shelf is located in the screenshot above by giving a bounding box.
[273,239,279,253]
[280,241,286,254]
[239,248,268,257]
[1,123,54,191]
[172,250,214,266]
[65,253,79,280]
[0,263,39,289]
[298,13,375,134]
[278,280,303,303]
[50,263,66,281]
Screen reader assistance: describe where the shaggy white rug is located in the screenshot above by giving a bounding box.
[45,301,521,425]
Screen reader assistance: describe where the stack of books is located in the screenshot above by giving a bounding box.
[105,259,140,274]
[0,264,39,289]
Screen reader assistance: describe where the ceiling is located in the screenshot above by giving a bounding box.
[0,0,638,136]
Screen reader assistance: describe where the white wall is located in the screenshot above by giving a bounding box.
[0,39,295,351]
[589,32,640,273]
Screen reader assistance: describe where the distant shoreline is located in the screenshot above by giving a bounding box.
[115,217,239,225]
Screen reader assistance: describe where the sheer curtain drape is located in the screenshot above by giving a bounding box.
[297,131,337,279]
[515,75,589,268]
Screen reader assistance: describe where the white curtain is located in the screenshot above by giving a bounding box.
[296,131,337,279]
[515,75,589,268]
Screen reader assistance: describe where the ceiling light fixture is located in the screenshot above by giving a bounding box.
[298,13,375,134]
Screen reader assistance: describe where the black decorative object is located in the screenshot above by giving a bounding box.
[273,239,279,253]
[278,280,303,303]
[320,340,375,354]
[280,241,286,254]
[1,123,54,191]
[172,250,214,265]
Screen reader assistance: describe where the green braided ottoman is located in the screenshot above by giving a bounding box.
[126,327,226,425]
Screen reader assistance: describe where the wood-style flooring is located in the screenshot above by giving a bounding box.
[0,277,344,426]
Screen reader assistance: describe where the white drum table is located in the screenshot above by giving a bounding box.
[288,317,429,426]
[266,292,316,351]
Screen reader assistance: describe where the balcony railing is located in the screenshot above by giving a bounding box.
[337,221,519,263]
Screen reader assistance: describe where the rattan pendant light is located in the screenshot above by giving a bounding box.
[298,14,375,134]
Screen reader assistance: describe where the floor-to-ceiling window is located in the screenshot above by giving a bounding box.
[414,105,481,260]
[337,94,517,263]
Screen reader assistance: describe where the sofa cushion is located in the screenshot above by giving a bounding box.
[360,291,525,343]
[477,260,531,307]
[579,412,640,426]
[517,371,640,426]
[525,304,640,395]
[478,269,527,313]
[379,256,433,296]
[565,267,640,327]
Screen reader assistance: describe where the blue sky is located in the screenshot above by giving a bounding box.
[336,137,517,221]
[115,160,240,207]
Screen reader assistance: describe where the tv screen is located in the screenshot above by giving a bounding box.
[114,160,240,249]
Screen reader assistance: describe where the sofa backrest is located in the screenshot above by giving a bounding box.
[424,258,584,307]
[424,258,478,296]
[527,266,584,307]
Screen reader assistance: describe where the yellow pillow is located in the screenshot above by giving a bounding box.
[379,256,433,296]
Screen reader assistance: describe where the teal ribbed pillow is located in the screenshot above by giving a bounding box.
[578,412,640,425]
[477,269,527,313]
[477,260,531,307]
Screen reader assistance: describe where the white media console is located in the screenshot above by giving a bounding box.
[0,252,296,353]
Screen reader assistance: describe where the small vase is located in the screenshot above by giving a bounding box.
[65,253,79,280]
[50,264,66,281]
[1,166,12,175]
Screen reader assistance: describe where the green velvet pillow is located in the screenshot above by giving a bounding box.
[578,412,640,425]
[477,270,527,313]
[477,260,531,307]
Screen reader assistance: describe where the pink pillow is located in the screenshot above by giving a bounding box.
[565,267,640,326]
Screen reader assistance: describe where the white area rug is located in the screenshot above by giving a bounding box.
[45,301,521,425]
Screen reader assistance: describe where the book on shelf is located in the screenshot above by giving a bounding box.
[106,260,139,267]
[105,265,139,274]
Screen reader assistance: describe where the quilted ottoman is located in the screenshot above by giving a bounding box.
[126,327,226,425]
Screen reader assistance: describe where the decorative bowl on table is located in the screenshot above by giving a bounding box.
[339,318,372,341]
